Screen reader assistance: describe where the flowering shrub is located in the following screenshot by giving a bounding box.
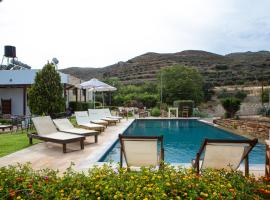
[0,163,269,199]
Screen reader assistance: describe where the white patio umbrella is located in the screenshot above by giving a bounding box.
[80,78,117,108]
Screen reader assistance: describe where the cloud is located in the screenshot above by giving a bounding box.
[0,0,269,69]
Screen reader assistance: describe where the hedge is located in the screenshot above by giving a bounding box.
[68,101,102,112]
[0,163,269,199]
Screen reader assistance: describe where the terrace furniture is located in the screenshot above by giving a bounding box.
[29,116,85,153]
[0,124,13,132]
[119,135,164,170]
[76,111,108,127]
[192,138,258,176]
[53,118,99,143]
[99,108,122,122]
[139,110,149,118]
[88,109,118,125]
[11,115,32,133]
[75,111,106,132]
[168,107,178,118]
[182,106,189,118]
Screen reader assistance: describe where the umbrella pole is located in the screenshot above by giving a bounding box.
[94,91,95,109]
[102,92,104,108]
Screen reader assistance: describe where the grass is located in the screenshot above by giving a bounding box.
[0,131,40,157]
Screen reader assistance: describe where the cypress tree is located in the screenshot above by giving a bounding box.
[28,63,65,116]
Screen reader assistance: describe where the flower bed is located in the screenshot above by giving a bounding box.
[0,163,269,199]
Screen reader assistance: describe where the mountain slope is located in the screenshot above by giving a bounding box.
[60,50,270,86]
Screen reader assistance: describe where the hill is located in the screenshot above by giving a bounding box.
[60,50,270,86]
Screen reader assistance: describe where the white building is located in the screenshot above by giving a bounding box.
[0,70,89,116]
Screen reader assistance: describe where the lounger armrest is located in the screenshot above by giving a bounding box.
[192,153,201,173]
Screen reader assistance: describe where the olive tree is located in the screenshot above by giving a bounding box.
[158,65,204,105]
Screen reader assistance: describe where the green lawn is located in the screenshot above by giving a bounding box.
[0,132,40,157]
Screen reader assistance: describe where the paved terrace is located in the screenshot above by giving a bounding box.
[0,119,134,173]
[0,118,265,177]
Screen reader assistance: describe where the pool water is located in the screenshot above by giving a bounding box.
[99,119,265,164]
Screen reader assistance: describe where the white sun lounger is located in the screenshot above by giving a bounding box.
[29,116,85,153]
[97,108,122,122]
[88,109,118,125]
[53,118,99,143]
[75,111,106,132]
[76,111,108,126]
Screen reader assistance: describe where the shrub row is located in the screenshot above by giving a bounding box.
[0,163,269,199]
[68,101,102,112]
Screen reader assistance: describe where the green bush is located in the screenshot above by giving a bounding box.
[192,109,209,118]
[0,163,268,199]
[221,97,241,118]
[0,118,12,124]
[217,89,247,101]
[261,88,270,103]
[69,101,102,112]
[151,107,161,116]
[235,90,247,100]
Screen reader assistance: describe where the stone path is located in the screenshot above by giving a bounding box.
[0,119,134,173]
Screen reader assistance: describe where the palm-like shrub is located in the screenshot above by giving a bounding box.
[221,97,241,118]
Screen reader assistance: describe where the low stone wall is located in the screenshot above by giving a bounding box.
[213,118,270,140]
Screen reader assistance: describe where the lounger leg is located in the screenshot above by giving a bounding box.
[80,139,84,150]
[29,137,33,145]
[245,156,249,176]
[63,144,67,153]
[95,135,98,143]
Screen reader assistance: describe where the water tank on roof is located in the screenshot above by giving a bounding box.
[4,46,16,58]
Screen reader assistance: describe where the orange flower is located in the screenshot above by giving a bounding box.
[9,189,16,197]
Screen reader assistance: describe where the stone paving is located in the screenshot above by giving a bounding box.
[0,119,134,173]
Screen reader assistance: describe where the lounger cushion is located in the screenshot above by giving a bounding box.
[40,132,84,140]
[32,116,58,135]
[122,139,159,167]
[91,119,108,124]
[201,143,247,170]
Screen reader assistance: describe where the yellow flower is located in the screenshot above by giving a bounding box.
[165,182,171,186]
[60,189,64,193]
[200,192,208,197]
[143,198,148,200]
[157,175,162,179]
[16,196,21,200]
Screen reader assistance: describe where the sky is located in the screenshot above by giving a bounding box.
[0,0,270,69]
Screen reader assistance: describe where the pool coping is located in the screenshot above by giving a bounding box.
[92,118,265,172]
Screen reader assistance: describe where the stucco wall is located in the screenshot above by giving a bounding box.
[0,88,26,115]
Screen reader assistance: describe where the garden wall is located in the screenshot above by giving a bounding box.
[213,118,270,140]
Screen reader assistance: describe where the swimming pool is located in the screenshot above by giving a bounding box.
[99,119,265,164]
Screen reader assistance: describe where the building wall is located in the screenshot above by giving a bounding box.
[0,88,27,115]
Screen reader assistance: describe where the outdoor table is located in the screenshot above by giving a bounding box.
[168,107,178,118]
[0,124,13,131]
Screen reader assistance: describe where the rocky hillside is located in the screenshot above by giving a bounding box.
[60,50,270,86]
